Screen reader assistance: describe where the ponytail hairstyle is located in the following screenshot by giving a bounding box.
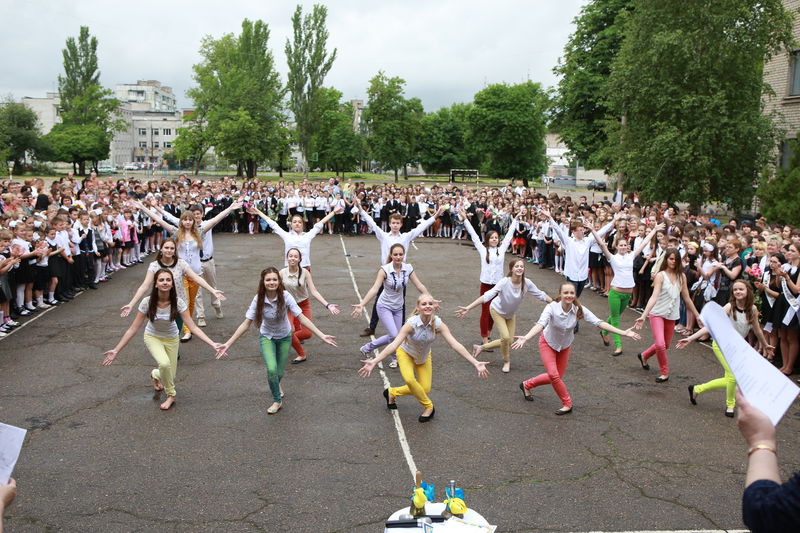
[484,230,500,263]
[554,282,583,320]
[411,293,438,339]
[148,268,179,322]
[255,267,286,325]
[728,279,756,323]
[386,243,405,265]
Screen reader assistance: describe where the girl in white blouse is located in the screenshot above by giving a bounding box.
[456,258,552,373]
[460,208,519,346]
[221,267,337,414]
[103,269,224,411]
[358,294,490,422]
[511,282,640,414]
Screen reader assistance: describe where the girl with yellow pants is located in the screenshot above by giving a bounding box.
[358,294,490,422]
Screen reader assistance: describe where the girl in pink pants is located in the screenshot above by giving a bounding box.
[634,249,702,383]
[512,283,641,415]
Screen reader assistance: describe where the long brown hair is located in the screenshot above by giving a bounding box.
[254,267,286,325]
[484,230,499,264]
[729,279,756,323]
[657,248,683,285]
[147,268,178,322]
[156,238,177,265]
[554,282,583,319]
[506,258,526,286]
[386,243,405,265]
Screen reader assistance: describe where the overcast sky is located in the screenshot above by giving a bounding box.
[2,0,588,112]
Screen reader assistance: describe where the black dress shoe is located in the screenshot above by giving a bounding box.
[360,328,375,337]
[688,385,697,405]
[383,388,397,410]
[555,406,573,415]
[725,408,735,418]
[418,407,435,422]
[655,375,669,383]
[519,382,533,401]
[637,353,649,370]
[600,331,610,346]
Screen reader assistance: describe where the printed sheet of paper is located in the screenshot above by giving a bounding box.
[0,422,26,484]
[701,302,799,425]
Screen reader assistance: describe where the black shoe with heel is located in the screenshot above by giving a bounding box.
[418,407,435,422]
[383,389,397,410]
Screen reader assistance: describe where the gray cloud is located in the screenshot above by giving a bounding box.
[3,0,587,112]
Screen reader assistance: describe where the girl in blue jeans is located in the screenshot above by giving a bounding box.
[222,267,337,414]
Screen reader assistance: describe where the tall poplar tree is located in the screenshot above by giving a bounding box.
[285,4,337,174]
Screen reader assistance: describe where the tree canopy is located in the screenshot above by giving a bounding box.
[417,103,478,175]
[312,88,364,175]
[0,98,42,174]
[189,19,285,178]
[468,81,549,186]
[605,0,792,210]
[285,4,337,174]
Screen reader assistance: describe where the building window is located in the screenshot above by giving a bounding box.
[163,128,172,136]
[138,128,146,135]
[153,142,160,149]
[164,142,172,148]
[152,129,159,135]
[791,51,800,96]
[780,140,795,169]
[139,141,147,148]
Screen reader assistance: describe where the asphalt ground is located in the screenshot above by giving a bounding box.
[1,232,798,533]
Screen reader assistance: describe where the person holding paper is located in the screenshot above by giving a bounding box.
[511,282,641,415]
[0,477,16,533]
[678,280,773,416]
[634,249,703,383]
[103,269,226,410]
[736,390,800,532]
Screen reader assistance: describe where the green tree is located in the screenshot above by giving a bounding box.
[313,88,364,176]
[363,72,423,182]
[173,111,211,175]
[551,0,632,170]
[606,0,792,211]
[285,4,337,174]
[468,81,549,186]
[417,103,478,174]
[758,145,800,225]
[43,123,109,171]
[56,26,122,174]
[0,98,43,174]
[189,19,286,178]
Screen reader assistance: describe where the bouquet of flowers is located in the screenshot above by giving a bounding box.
[747,264,763,281]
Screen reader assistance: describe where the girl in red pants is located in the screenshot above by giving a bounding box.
[512,282,640,414]
[634,249,702,383]
[279,248,340,363]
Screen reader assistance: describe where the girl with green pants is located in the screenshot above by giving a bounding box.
[588,222,663,355]
[221,267,337,415]
[677,280,773,417]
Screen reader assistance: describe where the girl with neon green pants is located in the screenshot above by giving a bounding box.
[677,280,773,417]
[587,221,663,355]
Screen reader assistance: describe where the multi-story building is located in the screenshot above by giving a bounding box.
[115,80,177,113]
[130,110,183,166]
[763,0,800,167]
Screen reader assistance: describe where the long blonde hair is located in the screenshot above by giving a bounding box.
[175,211,202,252]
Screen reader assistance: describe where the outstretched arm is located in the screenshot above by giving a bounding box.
[358,323,412,376]
[304,269,339,314]
[587,224,613,262]
[632,223,665,257]
[184,268,226,302]
[408,271,429,296]
[352,270,387,318]
[438,322,490,378]
[102,312,147,364]
[202,200,243,232]
[121,269,156,317]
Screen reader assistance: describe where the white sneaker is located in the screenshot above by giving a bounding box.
[197,317,207,327]
[214,306,223,319]
[38,302,52,309]
[267,402,282,414]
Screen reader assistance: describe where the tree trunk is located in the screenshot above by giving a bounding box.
[394,168,399,183]
[403,166,408,180]
[236,162,244,177]
[278,162,283,178]
[245,160,256,179]
[78,160,86,176]
[522,177,529,188]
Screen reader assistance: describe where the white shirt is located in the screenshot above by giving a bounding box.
[148,258,191,301]
[464,218,517,285]
[264,218,324,268]
[139,296,188,338]
[550,219,614,282]
[162,211,215,260]
[360,208,436,264]
[377,262,414,310]
[483,276,549,317]
[537,301,603,351]
[400,315,442,364]
[245,291,302,339]
[609,253,635,289]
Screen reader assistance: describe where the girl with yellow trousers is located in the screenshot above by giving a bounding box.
[358,294,490,422]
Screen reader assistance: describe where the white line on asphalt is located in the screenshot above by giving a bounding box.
[0,291,84,340]
[339,235,419,480]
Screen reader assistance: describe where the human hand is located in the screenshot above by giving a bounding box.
[321,335,337,347]
[327,304,340,315]
[675,338,691,350]
[0,477,16,508]
[358,359,376,378]
[510,336,528,350]
[213,289,226,302]
[624,328,641,340]
[735,389,776,448]
[634,316,646,330]
[120,304,132,318]
[454,306,469,319]
[761,344,775,360]
[102,349,118,366]
[351,304,364,319]
[474,361,490,379]
[213,342,228,360]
